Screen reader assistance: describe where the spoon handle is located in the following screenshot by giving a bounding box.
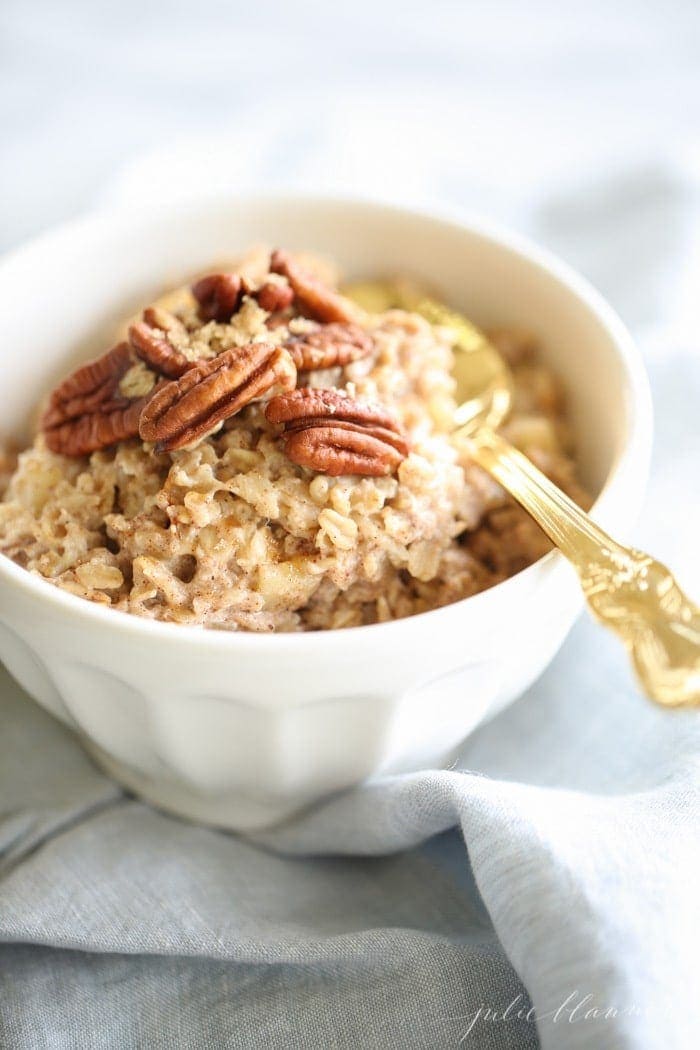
[466,427,700,708]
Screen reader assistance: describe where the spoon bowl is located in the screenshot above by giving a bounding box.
[345,281,514,432]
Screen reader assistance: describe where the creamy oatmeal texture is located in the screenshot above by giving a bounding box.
[0,248,588,632]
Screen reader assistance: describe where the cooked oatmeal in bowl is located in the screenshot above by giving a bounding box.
[0,245,589,632]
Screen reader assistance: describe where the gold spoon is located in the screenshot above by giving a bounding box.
[346,281,700,708]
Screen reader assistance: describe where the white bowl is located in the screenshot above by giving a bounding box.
[0,195,652,830]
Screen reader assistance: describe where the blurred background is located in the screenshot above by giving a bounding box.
[1,0,699,573]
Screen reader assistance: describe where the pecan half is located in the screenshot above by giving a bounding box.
[191,273,244,322]
[265,387,409,477]
[128,321,191,379]
[270,250,362,325]
[45,398,149,457]
[139,343,296,452]
[284,322,373,371]
[42,342,149,456]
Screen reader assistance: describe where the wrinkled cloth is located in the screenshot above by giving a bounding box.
[1,609,698,1050]
[2,3,700,1048]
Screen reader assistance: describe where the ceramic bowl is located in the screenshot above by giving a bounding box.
[0,195,652,830]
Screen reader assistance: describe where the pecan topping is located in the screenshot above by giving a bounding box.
[45,399,148,457]
[128,321,191,379]
[284,323,373,371]
[139,343,296,452]
[42,342,149,456]
[191,273,244,322]
[191,272,296,322]
[270,250,362,325]
[265,387,409,477]
[255,280,294,313]
[143,305,189,340]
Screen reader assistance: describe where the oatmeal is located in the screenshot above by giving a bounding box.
[0,248,589,632]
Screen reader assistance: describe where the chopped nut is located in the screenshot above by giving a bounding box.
[256,279,294,313]
[192,273,244,323]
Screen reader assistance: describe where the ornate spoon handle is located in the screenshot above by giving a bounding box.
[466,427,700,708]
